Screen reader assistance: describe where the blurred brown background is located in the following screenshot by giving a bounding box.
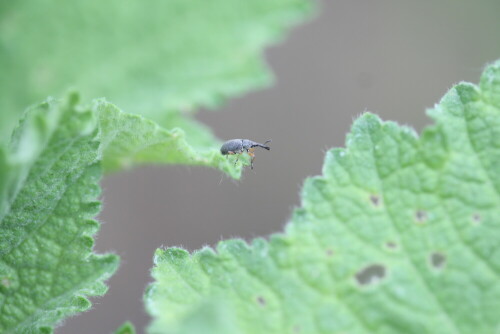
[61,1,500,333]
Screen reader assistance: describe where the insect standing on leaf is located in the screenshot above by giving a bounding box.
[220,139,271,169]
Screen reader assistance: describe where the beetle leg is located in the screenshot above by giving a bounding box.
[234,152,242,166]
[247,148,256,169]
[225,151,233,159]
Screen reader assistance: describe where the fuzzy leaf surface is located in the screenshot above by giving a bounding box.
[0,98,118,333]
[0,0,313,140]
[146,61,500,334]
[95,99,242,177]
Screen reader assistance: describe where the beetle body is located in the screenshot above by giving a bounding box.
[220,139,270,169]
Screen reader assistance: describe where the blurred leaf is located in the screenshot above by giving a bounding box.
[145,60,500,333]
[0,97,118,333]
[113,321,136,334]
[0,0,314,141]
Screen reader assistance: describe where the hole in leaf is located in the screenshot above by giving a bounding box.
[430,252,446,270]
[256,296,266,306]
[355,264,386,286]
[415,210,427,223]
[370,194,380,206]
[472,213,481,224]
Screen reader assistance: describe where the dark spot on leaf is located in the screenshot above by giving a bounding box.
[385,241,397,250]
[472,213,481,224]
[355,264,386,286]
[415,210,427,223]
[430,252,446,270]
[256,296,266,306]
[370,195,380,206]
[325,248,334,257]
[293,325,301,333]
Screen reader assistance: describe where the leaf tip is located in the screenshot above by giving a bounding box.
[113,321,136,334]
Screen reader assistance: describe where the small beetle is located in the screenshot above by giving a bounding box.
[220,139,271,169]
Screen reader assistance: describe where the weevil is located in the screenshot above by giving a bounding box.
[220,139,271,169]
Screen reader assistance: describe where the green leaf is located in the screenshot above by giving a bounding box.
[95,99,242,178]
[0,89,243,331]
[145,61,500,333]
[0,97,118,333]
[0,0,314,140]
[113,321,136,334]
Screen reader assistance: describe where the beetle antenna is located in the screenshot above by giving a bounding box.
[252,139,271,150]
